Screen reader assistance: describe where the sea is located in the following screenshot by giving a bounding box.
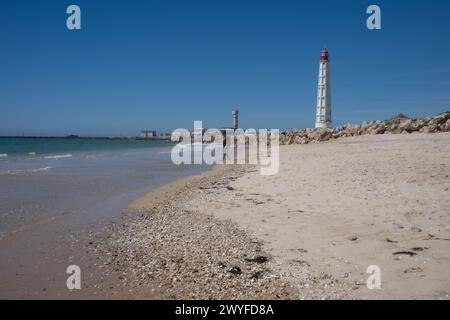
[0,137,210,297]
[0,137,210,240]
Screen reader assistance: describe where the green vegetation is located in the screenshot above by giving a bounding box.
[437,112,450,125]
[390,113,410,120]
[383,113,409,126]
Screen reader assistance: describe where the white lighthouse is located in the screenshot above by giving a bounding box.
[315,48,332,128]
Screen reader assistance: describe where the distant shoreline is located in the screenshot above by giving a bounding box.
[0,135,172,141]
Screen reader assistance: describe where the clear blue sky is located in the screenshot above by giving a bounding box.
[1,0,449,136]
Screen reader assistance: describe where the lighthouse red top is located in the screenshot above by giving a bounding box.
[320,48,329,62]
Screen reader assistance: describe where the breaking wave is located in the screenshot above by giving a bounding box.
[0,166,52,175]
[44,154,73,160]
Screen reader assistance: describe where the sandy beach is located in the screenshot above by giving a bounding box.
[100,132,450,299]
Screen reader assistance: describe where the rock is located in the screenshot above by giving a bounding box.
[368,123,386,135]
[445,119,450,132]
[287,135,294,145]
[332,132,344,139]
[424,124,438,133]
[245,256,269,264]
[278,112,448,145]
[346,124,361,136]
[228,266,242,275]
[318,130,332,141]
[399,119,417,133]
[404,267,423,273]
[250,271,264,279]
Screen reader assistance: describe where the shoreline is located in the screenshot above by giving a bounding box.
[99,132,450,300]
[0,146,211,299]
[98,164,296,299]
[3,132,447,299]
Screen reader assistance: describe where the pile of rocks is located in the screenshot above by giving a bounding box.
[279,112,450,145]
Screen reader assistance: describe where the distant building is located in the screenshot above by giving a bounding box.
[160,133,172,140]
[140,130,157,138]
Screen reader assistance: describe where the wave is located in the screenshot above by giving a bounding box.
[28,152,36,156]
[28,166,52,173]
[44,154,72,159]
[0,166,52,175]
[0,154,8,158]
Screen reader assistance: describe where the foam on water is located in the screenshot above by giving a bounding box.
[44,154,73,160]
[0,166,52,176]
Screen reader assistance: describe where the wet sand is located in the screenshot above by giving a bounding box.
[0,147,209,299]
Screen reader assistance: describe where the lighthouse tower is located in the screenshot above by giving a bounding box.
[315,48,332,128]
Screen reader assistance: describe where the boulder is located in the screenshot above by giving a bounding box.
[399,119,416,133]
[368,123,386,135]
[445,119,450,132]
[346,124,361,136]
[422,124,438,133]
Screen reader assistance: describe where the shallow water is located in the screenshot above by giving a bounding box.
[0,137,173,156]
[0,139,209,242]
[0,138,211,297]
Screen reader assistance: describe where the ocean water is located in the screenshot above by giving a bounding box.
[0,137,214,297]
[0,137,209,242]
[0,137,174,157]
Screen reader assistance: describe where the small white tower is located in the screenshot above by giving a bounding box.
[232,109,239,130]
[315,48,332,128]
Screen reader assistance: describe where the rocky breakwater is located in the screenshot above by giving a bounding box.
[279,112,450,145]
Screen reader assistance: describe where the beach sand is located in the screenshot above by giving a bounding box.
[103,132,450,299]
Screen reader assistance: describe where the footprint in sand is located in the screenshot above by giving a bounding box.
[404,267,423,274]
[410,247,428,252]
[289,259,310,267]
[288,209,305,214]
[386,238,398,243]
[393,251,417,257]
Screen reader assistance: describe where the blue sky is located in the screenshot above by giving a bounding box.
[1,0,449,136]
